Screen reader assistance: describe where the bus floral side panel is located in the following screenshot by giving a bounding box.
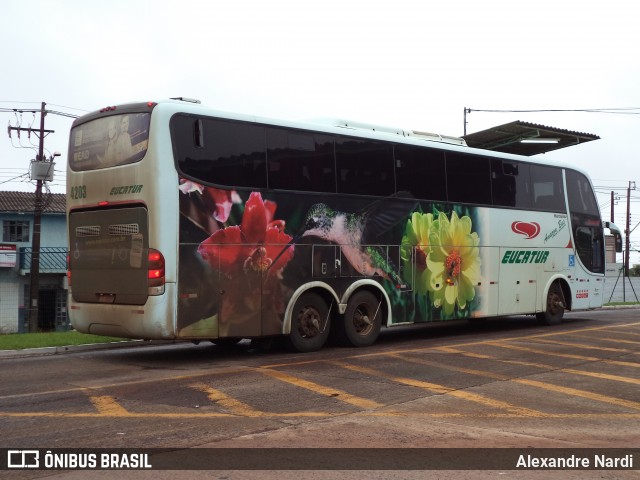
[177,180,488,336]
[178,181,296,338]
[397,205,485,323]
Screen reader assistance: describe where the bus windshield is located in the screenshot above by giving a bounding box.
[69,113,151,171]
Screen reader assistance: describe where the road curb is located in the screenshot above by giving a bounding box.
[601,304,640,310]
[0,340,173,360]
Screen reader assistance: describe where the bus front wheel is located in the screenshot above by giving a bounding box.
[286,293,331,352]
[537,282,565,325]
[335,290,382,347]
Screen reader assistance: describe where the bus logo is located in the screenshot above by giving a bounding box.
[7,450,39,468]
[511,221,540,239]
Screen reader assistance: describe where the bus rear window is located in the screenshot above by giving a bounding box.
[69,113,151,171]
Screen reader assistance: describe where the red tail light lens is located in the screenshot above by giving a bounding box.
[148,249,165,293]
[66,253,72,286]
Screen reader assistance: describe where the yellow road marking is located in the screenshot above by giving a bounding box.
[513,378,640,411]
[605,327,640,338]
[485,342,640,368]
[326,322,640,363]
[3,321,639,420]
[330,361,543,417]
[89,396,129,416]
[386,352,509,381]
[436,347,640,386]
[561,369,640,386]
[568,333,640,346]
[191,382,263,417]
[1,411,640,419]
[259,368,383,409]
[528,338,633,353]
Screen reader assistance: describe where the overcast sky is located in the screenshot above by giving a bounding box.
[2,0,639,261]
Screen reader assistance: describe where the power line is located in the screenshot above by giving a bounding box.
[0,173,29,185]
[466,107,640,115]
[0,107,79,118]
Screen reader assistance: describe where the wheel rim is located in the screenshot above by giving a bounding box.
[352,303,374,336]
[296,305,322,338]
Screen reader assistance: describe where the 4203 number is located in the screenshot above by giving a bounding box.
[70,185,87,199]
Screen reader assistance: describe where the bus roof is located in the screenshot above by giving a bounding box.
[77,98,588,176]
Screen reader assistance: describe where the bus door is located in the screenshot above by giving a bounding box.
[498,248,539,315]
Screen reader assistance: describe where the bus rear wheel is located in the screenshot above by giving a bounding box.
[335,290,382,347]
[537,282,565,325]
[286,292,330,352]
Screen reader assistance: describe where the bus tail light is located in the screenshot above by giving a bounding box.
[66,253,72,287]
[148,248,165,295]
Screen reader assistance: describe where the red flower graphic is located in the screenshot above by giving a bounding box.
[198,192,294,277]
[179,179,241,223]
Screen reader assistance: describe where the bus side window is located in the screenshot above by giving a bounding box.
[566,169,599,216]
[204,118,267,189]
[267,128,335,193]
[530,165,565,212]
[491,160,532,209]
[173,115,267,189]
[446,152,491,205]
[395,145,446,201]
[335,138,394,196]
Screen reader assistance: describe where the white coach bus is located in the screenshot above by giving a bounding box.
[66,98,622,352]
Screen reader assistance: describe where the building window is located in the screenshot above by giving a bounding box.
[2,221,30,242]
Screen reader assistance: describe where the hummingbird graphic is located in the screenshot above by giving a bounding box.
[297,193,416,282]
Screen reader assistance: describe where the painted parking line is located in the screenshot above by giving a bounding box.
[526,338,635,353]
[344,322,640,362]
[190,382,264,417]
[386,352,510,381]
[259,368,384,409]
[329,360,544,417]
[605,327,640,338]
[512,378,640,411]
[567,333,640,346]
[2,322,639,420]
[435,346,640,386]
[484,342,640,368]
[89,396,129,416]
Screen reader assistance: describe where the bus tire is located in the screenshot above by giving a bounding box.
[536,282,565,325]
[336,290,382,347]
[286,292,330,352]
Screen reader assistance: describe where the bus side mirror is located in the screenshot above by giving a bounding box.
[604,221,623,253]
[615,233,623,253]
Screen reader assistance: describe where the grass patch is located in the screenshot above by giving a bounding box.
[0,331,127,350]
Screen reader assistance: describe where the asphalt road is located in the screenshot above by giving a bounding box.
[1,308,639,479]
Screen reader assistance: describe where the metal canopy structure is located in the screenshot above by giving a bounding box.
[462,120,600,156]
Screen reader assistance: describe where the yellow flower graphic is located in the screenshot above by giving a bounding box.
[401,212,435,295]
[428,211,481,316]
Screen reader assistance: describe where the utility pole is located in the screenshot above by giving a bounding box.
[611,190,615,223]
[7,102,54,332]
[28,102,46,333]
[463,107,471,136]
[625,181,636,277]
